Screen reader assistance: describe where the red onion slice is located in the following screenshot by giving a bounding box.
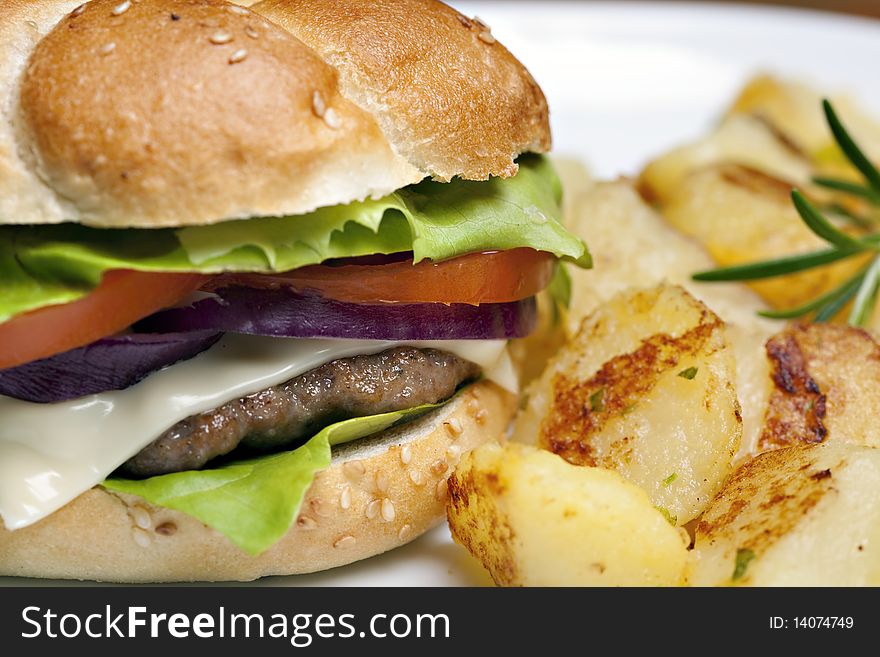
[0,331,222,404]
[136,287,536,341]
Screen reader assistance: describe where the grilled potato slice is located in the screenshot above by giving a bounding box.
[689,441,880,586]
[514,283,742,524]
[446,442,689,587]
[639,114,811,204]
[563,182,775,458]
[659,164,870,312]
[729,74,880,171]
[760,323,880,451]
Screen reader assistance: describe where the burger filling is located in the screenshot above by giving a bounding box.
[0,155,590,554]
[120,347,481,478]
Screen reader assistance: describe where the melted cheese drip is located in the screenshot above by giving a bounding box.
[0,336,514,530]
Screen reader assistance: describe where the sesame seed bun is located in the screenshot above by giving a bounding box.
[0,381,514,582]
[0,0,550,228]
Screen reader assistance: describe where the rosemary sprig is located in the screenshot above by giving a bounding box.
[823,99,880,191]
[693,100,880,327]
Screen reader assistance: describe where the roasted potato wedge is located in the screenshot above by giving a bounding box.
[658,164,869,312]
[729,74,880,171]
[447,442,689,586]
[760,323,880,451]
[639,114,811,204]
[514,284,742,524]
[689,441,880,586]
[563,182,775,458]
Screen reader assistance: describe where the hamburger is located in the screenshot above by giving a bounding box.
[0,0,589,581]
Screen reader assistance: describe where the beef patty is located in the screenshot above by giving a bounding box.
[119,347,481,478]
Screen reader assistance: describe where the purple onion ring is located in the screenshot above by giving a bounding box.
[0,331,222,404]
[136,287,537,341]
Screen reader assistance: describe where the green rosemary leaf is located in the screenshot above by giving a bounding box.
[677,367,698,380]
[848,256,880,326]
[823,203,875,230]
[758,269,867,319]
[824,99,880,191]
[791,190,863,249]
[732,548,756,581]
[693,245,862,282]
[813,176,880,205]
[814,276,863,322]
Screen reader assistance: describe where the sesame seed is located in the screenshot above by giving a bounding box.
[310,498,333,518]
[333,535,356,549]
[228,5,250,15]
[381,498,396,522]
[245,27,259,39]
[130,505,151,529]
[72,4,86,17]
[296,515,317,530]
[435,479,448,502]
[343,460,366,480]
[466,399,480,415]
[25,19,38,30]
[456,14,471,28]
[409,469,426,486]
[155,522,177,536]
[210,31,233,45]
[228,48,248,64]
[444,418,463,437]
[473,16,490,31]
[478,31,496,45]
[398,524,412,541]
[311,90,326,118]
[475,409,488,425]
[365,498,381,520]
[339,485,352,510]
[430,459,447,476]
[112,1,131,16]
[400,444,412,465]
[323,108,341,129]
[375,471,390,494]
[132,527,151,548]
[101,42,116,55]
[446,445,462,466]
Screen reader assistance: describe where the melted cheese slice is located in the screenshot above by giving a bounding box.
[0,336,514,530]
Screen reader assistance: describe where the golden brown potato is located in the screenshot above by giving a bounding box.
[759,322,880,451]
[683,168,861,304]
[639,114,811,205]
[446,442,689,586]
[514,284,742,524]
[563,182,776,459]
[659,164,869,312]
[688,441,880,586]
[729,74,880,171]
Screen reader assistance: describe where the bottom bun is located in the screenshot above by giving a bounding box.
[0,381,514,582]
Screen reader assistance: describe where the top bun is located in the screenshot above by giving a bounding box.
[0,0,550,228]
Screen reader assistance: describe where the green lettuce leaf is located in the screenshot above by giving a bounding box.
[0,155,589,323]
[102,399,449,555]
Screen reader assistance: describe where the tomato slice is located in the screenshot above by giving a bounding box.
[0,271,210,370]
[208,249,557,305]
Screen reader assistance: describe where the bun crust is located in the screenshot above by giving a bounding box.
[1,0,550,228]
[0,381,514,582]
[255,0,551,182]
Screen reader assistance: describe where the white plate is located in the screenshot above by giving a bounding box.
[7,1,880,587]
